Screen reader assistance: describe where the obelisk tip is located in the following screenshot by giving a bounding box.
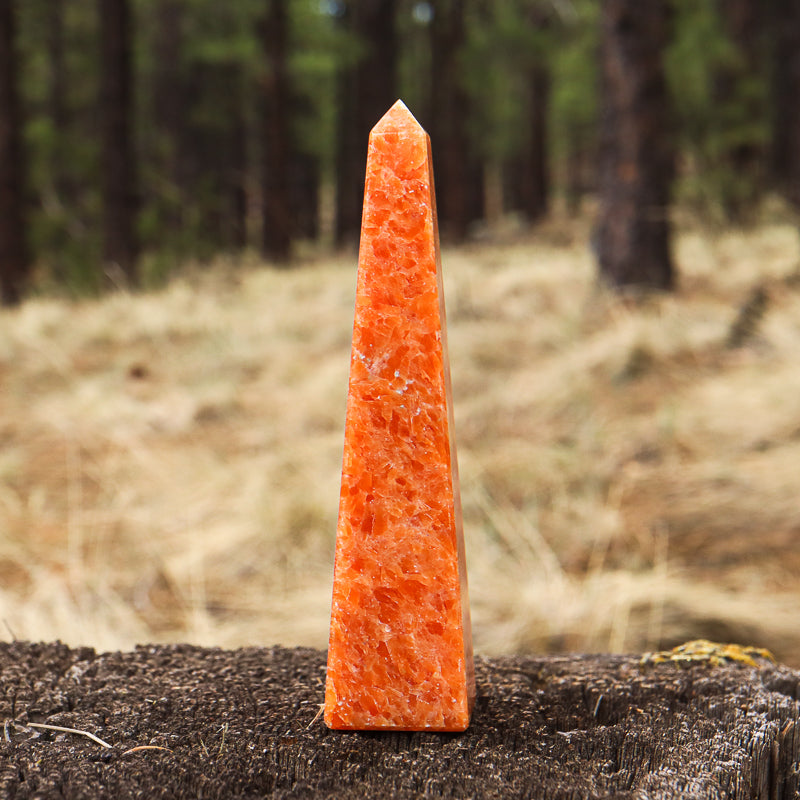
[371,99,424,136]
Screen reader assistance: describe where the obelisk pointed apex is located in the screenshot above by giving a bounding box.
[371,99,423,136]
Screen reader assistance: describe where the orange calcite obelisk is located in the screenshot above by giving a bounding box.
[324,101,475,732]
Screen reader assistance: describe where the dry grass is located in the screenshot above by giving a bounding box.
[2,220,800,663]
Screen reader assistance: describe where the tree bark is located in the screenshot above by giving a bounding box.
[45,0,71,282]
[713,0,768,220]
[429,0,472,242]
[47,0,68,198]
[261,0,292,263]
[290,152,319,242]
[520,59,550,223]
[1,642,799,799]
[508,59,550,225]
[227,77,248,252]
[214,62,247,252]
[770,0,800,209]
[47,1,66,155]
[152,0,187,237]
[0,0,29,305]
[507,7,551,226]
[565,128,593,214]
[335,0,398,248]
[595,0,674,291]
[289,93,319,242]
[98,0,139,287]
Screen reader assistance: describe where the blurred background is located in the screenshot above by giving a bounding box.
[1,0,800,664]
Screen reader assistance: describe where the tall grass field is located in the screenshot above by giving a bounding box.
[2,219,800,664]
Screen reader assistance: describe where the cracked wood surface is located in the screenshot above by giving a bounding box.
[1,642,799,799]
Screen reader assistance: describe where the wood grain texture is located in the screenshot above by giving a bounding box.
[1,642,799,798]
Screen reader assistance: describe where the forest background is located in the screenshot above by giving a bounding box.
[1,0,798,295]
[2,0,800,664]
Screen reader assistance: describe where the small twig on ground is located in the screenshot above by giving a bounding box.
[15,721,112,749]
[218,723,228,757]
[9,720,176,756]
[121,745,172,756]
[307,704,325,729]
[593,695,604,718]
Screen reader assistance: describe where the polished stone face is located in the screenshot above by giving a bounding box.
[325,101,474,732]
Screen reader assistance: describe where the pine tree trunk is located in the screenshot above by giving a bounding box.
[290,153,319,242]
[98,0,139,287]
[429,0,472,242]
[595,0,674,291]
[506,8,551,226]
[512,59,550,225]
[47,0,67,196]
[483,160,504,231]
[0,0,29,305]
[770,0,800,209]
[152,0,186,239]
[46,0,70,281]
[713,0,767,220]
[334,21,359,249]
[227,80,248,251]
[520,63,550,222]
[289,93,319,242]
[216,62,247,251]
[335,0,398,247]
[564,130,589,214]
[261,0,292,263]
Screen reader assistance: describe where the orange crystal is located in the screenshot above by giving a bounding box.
[324,100,475,732]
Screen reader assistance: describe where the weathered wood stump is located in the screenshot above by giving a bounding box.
[1,642,798,798]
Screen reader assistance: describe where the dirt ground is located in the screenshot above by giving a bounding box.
[1,640,799,799]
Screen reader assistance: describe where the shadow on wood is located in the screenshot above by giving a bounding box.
[0,642,798,798]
